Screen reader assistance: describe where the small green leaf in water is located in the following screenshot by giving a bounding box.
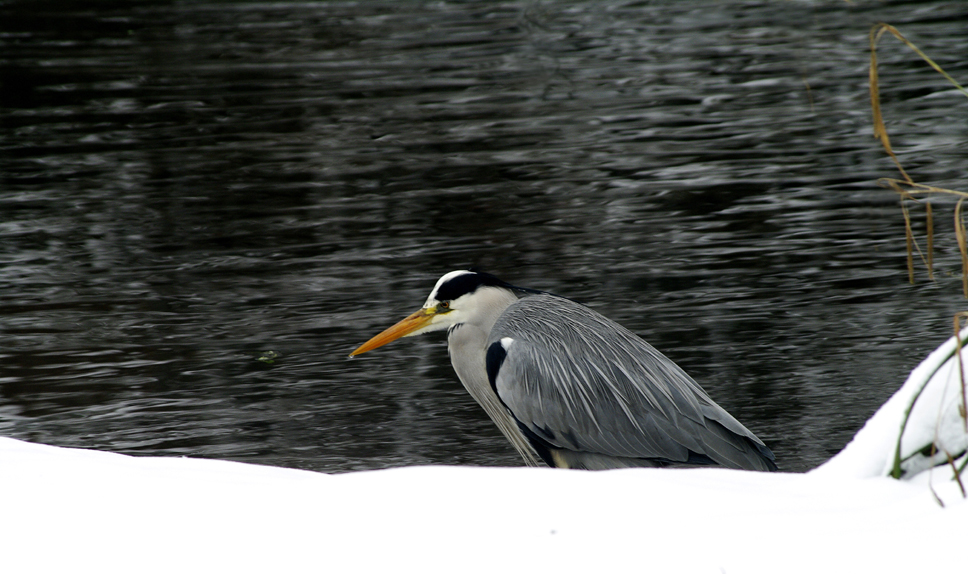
[257,351,281,364]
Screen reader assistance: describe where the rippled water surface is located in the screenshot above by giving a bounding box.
[2,0,967,473]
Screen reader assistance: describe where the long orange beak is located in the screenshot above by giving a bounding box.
[349,308,437,357]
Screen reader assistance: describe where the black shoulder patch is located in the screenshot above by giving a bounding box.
[484,340,507,394]
[435,271,509,302]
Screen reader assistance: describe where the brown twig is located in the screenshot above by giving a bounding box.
[870,23,968,288]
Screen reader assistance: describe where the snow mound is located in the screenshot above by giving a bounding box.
[817,327,968,484]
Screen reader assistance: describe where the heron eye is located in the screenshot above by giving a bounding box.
[438,301,450,310]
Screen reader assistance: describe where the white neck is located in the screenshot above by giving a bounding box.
[445,287,540,466]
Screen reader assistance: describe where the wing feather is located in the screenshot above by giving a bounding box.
[489,294,776,471]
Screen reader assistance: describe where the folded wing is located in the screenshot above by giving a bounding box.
[486,295,776,471]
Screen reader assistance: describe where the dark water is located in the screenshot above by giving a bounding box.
[2,0,967,473]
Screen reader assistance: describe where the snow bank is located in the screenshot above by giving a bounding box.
[0,436,964,574]
[817,327,968,482]
[2,331,967,573]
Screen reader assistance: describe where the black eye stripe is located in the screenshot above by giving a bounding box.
[433,271,507,301]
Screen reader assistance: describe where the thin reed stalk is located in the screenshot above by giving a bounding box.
[870,23,968,289]
[957,199,968,297]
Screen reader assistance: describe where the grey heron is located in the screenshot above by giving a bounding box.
[350,270,777,472]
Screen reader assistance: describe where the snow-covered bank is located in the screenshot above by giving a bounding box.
[0,436,963,574]
[817,326,968,482]
[2,330,966,573]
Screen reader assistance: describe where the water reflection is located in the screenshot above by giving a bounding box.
[2,0,967,473]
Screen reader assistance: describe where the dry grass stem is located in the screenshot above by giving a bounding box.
[957,199,968,297]
[901,200,915,283]
[869,24,911,183]
[947,452,966,497]
[929,478,945,507]
[870,23,968,287]
[886,179,931,281]
[956,312,968,432]
[926,202,934,279]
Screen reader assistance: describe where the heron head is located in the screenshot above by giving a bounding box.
[349,270,516,357]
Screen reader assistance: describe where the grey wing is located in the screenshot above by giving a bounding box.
[487,295,776,471]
